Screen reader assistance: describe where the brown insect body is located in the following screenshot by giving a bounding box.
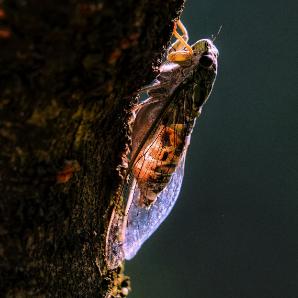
[131,39,218,207]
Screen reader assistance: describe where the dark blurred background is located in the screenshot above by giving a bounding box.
[126,0,298,297]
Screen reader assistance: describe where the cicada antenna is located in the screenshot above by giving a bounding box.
[212,24,223,42]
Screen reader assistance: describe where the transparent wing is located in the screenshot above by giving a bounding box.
[105,91,187,269]
[122,78,197,260]
[123,151,187,260]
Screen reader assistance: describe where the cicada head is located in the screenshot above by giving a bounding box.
[190,39,219,111]
[192,39,219,69]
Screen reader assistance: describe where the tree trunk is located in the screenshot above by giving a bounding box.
[0,0,184,296]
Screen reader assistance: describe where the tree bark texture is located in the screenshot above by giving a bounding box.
[0,0,184,296]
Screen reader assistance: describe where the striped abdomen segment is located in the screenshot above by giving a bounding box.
[132,124,185,206]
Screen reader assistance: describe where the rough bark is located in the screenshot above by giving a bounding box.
[0,0,184,296]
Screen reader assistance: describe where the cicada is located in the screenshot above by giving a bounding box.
[106,20,219,269]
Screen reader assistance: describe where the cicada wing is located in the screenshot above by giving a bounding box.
[105,207,125,269]
[123,152,187,260]
[106,168,142,269]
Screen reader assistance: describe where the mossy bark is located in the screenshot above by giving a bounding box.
[0,0,184,296]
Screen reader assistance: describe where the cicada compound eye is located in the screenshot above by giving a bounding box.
[199,54,214,68]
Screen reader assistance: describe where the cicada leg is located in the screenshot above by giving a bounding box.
[167,20,193,62]
[171,20,189,51]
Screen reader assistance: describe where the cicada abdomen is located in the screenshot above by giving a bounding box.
[132,121,186,207]
[106,20,219,268]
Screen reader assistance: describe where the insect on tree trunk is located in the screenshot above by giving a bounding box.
[0,0,184,296]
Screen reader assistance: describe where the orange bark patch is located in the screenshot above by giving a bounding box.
[56,160,81,184]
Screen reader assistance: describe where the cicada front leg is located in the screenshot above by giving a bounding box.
[170,20,189,51]
[167,20,194,62]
